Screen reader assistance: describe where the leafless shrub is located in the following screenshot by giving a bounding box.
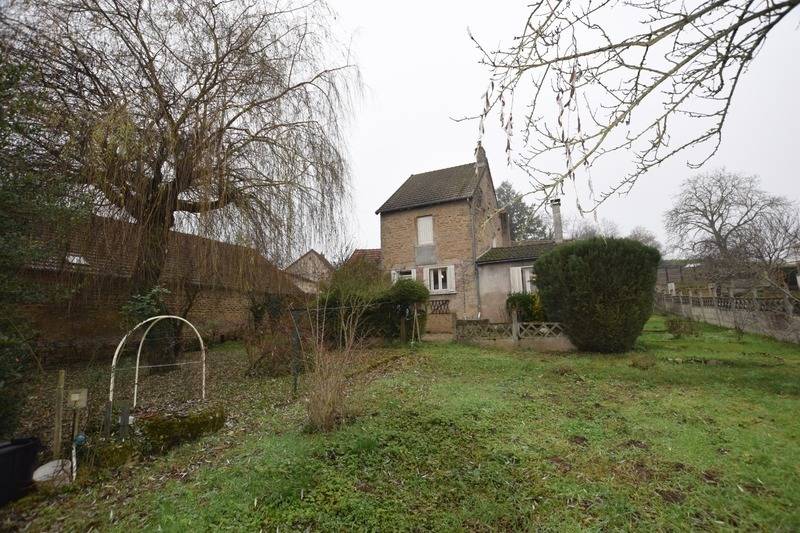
[304,291,376,431]
[306,348,350,432]
[244,328,294,378]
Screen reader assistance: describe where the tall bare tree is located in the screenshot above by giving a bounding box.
[2,0,357,291]
[664,169,800,292]
[628,226,664,254]
[664,170,779,258]
[472,0,798,211]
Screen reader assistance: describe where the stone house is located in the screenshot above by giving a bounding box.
[286,249,334,294]
[376,143,563,332]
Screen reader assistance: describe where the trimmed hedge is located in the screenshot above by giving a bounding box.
[535,237,660,352]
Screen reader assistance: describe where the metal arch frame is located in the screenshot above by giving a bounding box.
[108,315,206,409]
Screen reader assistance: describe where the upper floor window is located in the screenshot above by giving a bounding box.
[417,216,433,245]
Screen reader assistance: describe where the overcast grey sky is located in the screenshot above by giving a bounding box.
[332,1,799,256]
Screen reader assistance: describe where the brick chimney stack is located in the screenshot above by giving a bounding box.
[550,198,563,243]
[474,141,488,171]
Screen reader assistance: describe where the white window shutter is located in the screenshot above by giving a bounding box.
[422,267,430,289]
[417,216,433,245]
[411,268,417,281]
[447,265,455,292]
[509,267,522,293]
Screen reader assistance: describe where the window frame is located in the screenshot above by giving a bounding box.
[391,269,415,283]
[426,265,455,294]
[520,266,537,294]
[416,215,434,246]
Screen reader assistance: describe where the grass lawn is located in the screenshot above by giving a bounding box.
[7,315,800,531]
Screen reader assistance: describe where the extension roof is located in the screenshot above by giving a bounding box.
[476,240,558,265]
[375,163,481,214]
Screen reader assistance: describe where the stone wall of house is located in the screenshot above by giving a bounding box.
[20,272,256,365]
[379,167,506,325]
[380,200,478,320]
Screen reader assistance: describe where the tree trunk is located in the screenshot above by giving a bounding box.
[131,206,179,371]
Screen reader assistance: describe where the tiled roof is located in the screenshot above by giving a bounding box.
[31,216,298,294]
[375,163,480,214]
[476,240,558,264]
[286,249,334,273]
[345,248,382,266]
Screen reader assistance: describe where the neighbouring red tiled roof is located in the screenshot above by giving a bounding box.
[345,248,382,267]
[375,163,481,214]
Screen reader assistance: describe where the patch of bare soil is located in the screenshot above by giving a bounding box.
[656,488,686,503]
[622,439,650,450]
[702,469,720,485]
[613,460,654,484]
[547,456,573,473]
[569,435,589,446]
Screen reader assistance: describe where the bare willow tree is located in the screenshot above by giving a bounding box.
[2,0,357,292]
[664,169,800,293]
[472,0,798,212]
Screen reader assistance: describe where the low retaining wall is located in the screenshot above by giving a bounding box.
[656,294,800,344]
[455,319,575,352]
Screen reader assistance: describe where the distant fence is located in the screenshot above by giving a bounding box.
[655,293,800,344]
[659,294,799,315]
[455,311,573,352]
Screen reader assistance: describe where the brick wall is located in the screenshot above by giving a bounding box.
[20,272,257,365]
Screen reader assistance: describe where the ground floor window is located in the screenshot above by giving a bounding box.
[521,266,537,294]
[426,265,455,294]
[509,265,537,294]
[392,269,415,282]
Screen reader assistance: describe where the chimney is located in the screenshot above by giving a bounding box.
[550,198,563,243]
[474,141,488,171]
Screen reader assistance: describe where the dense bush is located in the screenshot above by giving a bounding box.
[318,263,429,343]
[535,238,661,352]
[506,292,547,322]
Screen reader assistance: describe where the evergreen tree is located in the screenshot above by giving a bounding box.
[495,181,552,241]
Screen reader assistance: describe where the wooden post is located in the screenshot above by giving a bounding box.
[511,308,519,343]
[399,310,407,344]
[119,405,130,440]
[52,370,65,458]
[291,309,301,396]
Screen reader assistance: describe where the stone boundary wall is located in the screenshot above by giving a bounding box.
[655,294,800,344]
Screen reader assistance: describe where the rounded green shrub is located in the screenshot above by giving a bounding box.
[535,237,661,352]
[505,292,547,322]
